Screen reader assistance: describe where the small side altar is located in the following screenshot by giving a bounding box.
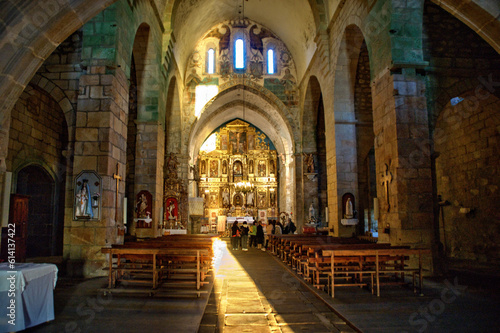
[341,218,359,226]
[164,229,187,235]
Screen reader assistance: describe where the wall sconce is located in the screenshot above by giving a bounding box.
[383,223,390,234]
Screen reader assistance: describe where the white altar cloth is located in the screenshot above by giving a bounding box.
[0,263,58,332]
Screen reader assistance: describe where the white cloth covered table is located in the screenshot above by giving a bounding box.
[0,263,58,332]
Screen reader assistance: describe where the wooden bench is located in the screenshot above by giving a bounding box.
[101,247,211,291]
[323,248,431,297]
[101,235,218,295]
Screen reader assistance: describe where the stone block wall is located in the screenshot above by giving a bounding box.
[422,1,500,266]
[435,92,500,263]
[8,86,67,175]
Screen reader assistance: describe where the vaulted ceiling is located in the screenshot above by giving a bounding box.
[168,0,321,80]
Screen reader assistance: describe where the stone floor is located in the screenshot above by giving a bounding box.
[23,239,500,333]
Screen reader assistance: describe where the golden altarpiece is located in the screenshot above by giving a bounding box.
[198,120,278,223]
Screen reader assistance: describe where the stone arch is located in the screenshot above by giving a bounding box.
[189,81,299,155]
[307,0,328,31]
[132,23,156,120]
[188,84,296,215]
[430,0,500,53]
[301,76,327,225]
[165,76,182,154]
[28,74,75,142]
[329,23,367,236]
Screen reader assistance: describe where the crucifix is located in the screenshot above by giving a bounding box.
[381,163,392,212]
[113,163,122,227]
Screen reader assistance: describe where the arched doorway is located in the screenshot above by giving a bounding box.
[16,165,60,257]
[195,119,279,231]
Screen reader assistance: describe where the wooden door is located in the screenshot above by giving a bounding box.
[1,194,29,262]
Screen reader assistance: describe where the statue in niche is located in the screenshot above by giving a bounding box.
[249,160,254,174]
[200,160,206,174]
[258,192,266,208]
[234,194,243,206]
[75,180,93,218]
[309,203,315,221]
[210,160,218,177]
[270,160,275,174]
[222,188,230,207]
[342,193,356,219]
[136,193,148,218]
[234,161,242,175]
[345,198,354,219]
[258,160,266,177]
[246,191,255,206]
[222,160,227,174]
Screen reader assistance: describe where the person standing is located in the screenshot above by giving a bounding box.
[248,221,257,248]
[231,221,240,250]
[275,221,283,235]
[240,221,249,251]
[265,220,274,250]
[256,221,264,249]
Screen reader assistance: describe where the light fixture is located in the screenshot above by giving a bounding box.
[235,181,253,193]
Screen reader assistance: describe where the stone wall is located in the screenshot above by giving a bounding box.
[8,86,67,175]
[434,92,500,264]
[423,1,500,265]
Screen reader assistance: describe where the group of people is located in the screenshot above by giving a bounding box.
[230,219,296,251]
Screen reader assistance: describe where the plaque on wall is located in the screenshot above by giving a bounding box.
[74,171,101,221]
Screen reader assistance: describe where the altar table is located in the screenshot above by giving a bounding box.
[0,263,58,332]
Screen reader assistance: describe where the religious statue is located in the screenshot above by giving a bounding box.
[234,161,242,175]
[246,191,255,206]
[136,193,148,218]
[345,198,354,219]
[270,160,275,174]
[303,153,314,173]
[75,180,93,218]
[222,160,227,174]
[201,160,206,174]
[167,200,177,222]
[308,203,315,221]
[258,160,266,176]
[166,152,179,178]
[249,160,254,174]
[210,160,218,177]
[222,188,230,206]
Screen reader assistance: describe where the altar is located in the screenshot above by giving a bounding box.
[0,263,58,332]
[226,216,254,229]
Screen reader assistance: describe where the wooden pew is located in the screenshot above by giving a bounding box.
[323,248,431,297]
[101,235,218,295]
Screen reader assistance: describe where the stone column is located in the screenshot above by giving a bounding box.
[66,65,129,277]
[372,68,433,248]
[294,153,305,230]
[132,121,164,238]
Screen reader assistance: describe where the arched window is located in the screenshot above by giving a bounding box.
[235,38,244,69]
[207,48,215,74]
[267,49,275,74]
